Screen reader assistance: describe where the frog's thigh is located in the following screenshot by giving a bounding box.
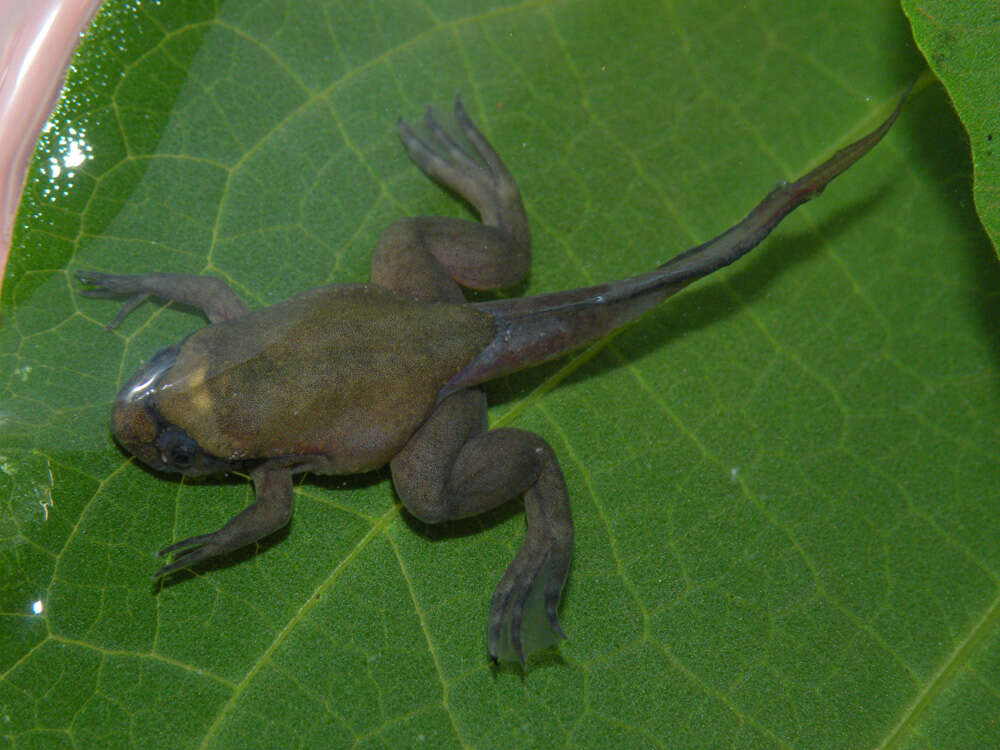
[391,387,556,524]
[390,388,489,517]
[372,217,529,301]
[371,218,464,302]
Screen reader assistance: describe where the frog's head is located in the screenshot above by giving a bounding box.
[112,345,232,477]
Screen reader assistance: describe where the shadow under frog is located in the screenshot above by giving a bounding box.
[78,87,910,665]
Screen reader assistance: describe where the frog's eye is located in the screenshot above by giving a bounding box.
[170,444,193,468]
[157,428,200,470]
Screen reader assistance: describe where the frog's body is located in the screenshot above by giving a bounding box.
[120,285,494,474]
[79,91,908,665]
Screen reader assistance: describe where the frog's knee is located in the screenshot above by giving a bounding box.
[390,454,453,525]
[397,487,449,525]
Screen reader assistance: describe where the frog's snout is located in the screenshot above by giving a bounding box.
[111,396,159,468]
[111,345,180,470]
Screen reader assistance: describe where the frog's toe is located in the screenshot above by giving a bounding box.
[398,96,518,217]
[488,549,568,666]
[76,270,155,295]
[153,533,223,578]
[77,270,124,296]
[452,95,510,181]
[423,103,481,173]
[76,271,151,329]
[398,113,488,198]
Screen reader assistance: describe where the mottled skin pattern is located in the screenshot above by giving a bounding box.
[78,90,908,665]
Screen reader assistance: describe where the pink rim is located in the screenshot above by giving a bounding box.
[0,0,104,289]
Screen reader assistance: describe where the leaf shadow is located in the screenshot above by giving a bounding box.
[898,83,1000,378]
[309,468,388,494]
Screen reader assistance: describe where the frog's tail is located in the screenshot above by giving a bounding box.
[446,80,914,395]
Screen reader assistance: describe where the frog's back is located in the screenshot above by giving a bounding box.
[154,285,495,472]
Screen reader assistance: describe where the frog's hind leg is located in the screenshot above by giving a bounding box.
[400,95,530,252]
[372,96,531,301]
[377,99,567,665]
[390,389,573,666]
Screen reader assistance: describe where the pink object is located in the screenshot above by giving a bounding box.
[0,0,103,288]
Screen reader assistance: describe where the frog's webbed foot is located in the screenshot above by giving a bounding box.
[489,533,571,665]
[153,467,293,580]
[397,95,526,243]
[483,438,572,665]
[76,269,248,327]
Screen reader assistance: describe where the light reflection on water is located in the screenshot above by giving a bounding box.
[41,122,91,200]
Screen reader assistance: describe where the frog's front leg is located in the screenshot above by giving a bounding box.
[392,389,573,665]
[154,465,293,578]
[77,270,248,328]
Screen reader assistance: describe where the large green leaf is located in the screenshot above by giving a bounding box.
[901,0,1000,255]
[2,1,998,748]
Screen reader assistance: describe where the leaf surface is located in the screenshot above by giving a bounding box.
[2,1,998,748]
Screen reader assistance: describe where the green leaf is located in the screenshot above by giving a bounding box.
[2,1,998,748]
[901,0,1000,256]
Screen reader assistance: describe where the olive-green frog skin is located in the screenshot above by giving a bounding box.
[78,92,907,665]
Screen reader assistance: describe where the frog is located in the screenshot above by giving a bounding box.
[77,88,908,665]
